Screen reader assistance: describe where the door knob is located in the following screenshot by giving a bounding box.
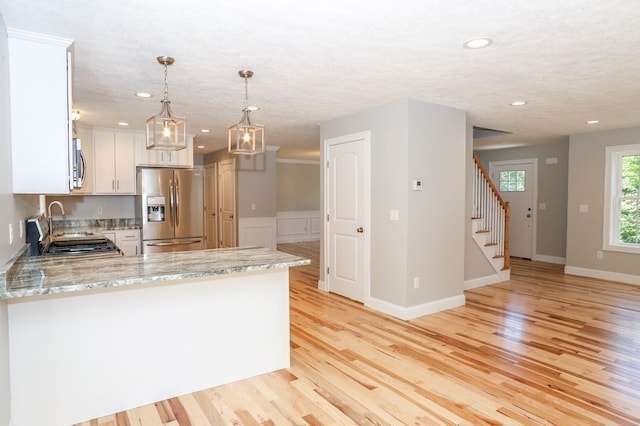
[356,227,364,233]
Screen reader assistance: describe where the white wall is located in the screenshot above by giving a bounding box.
[320,99,466,315]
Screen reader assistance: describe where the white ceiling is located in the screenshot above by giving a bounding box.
[1,0,639,159]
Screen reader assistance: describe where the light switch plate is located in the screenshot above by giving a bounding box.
[579,204,589,213]
[390,209,399,221]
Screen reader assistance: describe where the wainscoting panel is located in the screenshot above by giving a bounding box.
[238,217,277,249]
[277,211,321,243]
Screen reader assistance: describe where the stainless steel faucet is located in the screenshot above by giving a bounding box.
[47,200,66,237]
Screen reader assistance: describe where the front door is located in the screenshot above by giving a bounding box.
[490,161,536,259]
[325,132,369,302]
[218,159,237,248]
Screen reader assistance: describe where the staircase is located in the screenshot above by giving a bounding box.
[471,154,511,281]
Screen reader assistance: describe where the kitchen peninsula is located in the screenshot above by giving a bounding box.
[0,245,309,426]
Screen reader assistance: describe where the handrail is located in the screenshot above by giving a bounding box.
[473,154,507,208]
[472,154,510,270]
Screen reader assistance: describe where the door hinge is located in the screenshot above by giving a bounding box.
[326,214,330,221]
[327,267,330,275]
[326,160,329,168]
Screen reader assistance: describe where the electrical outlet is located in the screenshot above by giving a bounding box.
[596,250,603,259]
[97,207,103,215]
[413,277,420,289]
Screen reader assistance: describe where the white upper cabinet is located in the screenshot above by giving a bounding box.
[93,130,136,194]
[135,133,194,168]
[8,29,74,194]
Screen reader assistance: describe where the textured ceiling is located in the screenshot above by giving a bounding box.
[1,0,639,159]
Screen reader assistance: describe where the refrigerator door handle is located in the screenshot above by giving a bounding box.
[175,177,180,227]
[169,178,175,225]
[146,238,202,247]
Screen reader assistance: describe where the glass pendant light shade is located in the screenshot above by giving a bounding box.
[228,108,264,155]
[146,99,187,150]
[228,70,264,155]
[146,56,187,151]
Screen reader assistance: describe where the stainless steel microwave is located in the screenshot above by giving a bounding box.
[71,137,86,189]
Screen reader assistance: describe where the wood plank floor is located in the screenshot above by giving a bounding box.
[77,243,640,425]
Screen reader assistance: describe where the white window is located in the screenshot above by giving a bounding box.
[604,144,640,254]
[499,170,526,192]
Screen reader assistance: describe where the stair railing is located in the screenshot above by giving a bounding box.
[472,154,511,270]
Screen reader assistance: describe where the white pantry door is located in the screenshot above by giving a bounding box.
[204,164,218,249]
[490,161,536,259]
[218,159,237,248]
[325,132,369,302]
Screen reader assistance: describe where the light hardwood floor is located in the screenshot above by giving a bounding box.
[77,243,640,425]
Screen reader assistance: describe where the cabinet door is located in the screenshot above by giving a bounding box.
[115,230,140,256]
[114,133,136,193]
[93,131,117,193]
[9,31,73,194]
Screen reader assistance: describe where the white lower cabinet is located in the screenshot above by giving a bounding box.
[104,229,140,256]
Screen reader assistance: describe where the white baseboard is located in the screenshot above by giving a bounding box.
[564,266,640,286]
[533,254,566,264]
[277,235,320,244]
[317,279,327,291]
[464,274,502,290]
[366,294,466,321]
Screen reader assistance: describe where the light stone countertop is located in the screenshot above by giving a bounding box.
[0,245,310,300]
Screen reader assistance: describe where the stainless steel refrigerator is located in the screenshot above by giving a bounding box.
[137,168,205,253]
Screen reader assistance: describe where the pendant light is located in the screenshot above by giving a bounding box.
[228,70,264,155]
[146,56,186,151]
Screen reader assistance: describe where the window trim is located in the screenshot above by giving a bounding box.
[603,144,640,254]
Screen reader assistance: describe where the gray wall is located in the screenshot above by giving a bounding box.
[320,99,466,308]
[567,126,640,276]
[237,150,277,218]
[205,148,278,218]
[44,195,136,219]
[276,162,320,211]
[475,141,569,261]
[0,15,39,426]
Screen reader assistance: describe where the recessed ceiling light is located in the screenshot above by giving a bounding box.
[586,120,600,124]
[197,145,205,149]
[117,122,129,126]
[200,129,211,133]
[135,92,152,98]
[463,38,493,49]
[511,100,527,106]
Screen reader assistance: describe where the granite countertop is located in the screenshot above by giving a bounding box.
[0,245,310,300]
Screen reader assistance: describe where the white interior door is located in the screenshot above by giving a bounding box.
[218,159,237,248]
[325,132,369,302]
[490,161,536,259]
[204,164,218,249]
